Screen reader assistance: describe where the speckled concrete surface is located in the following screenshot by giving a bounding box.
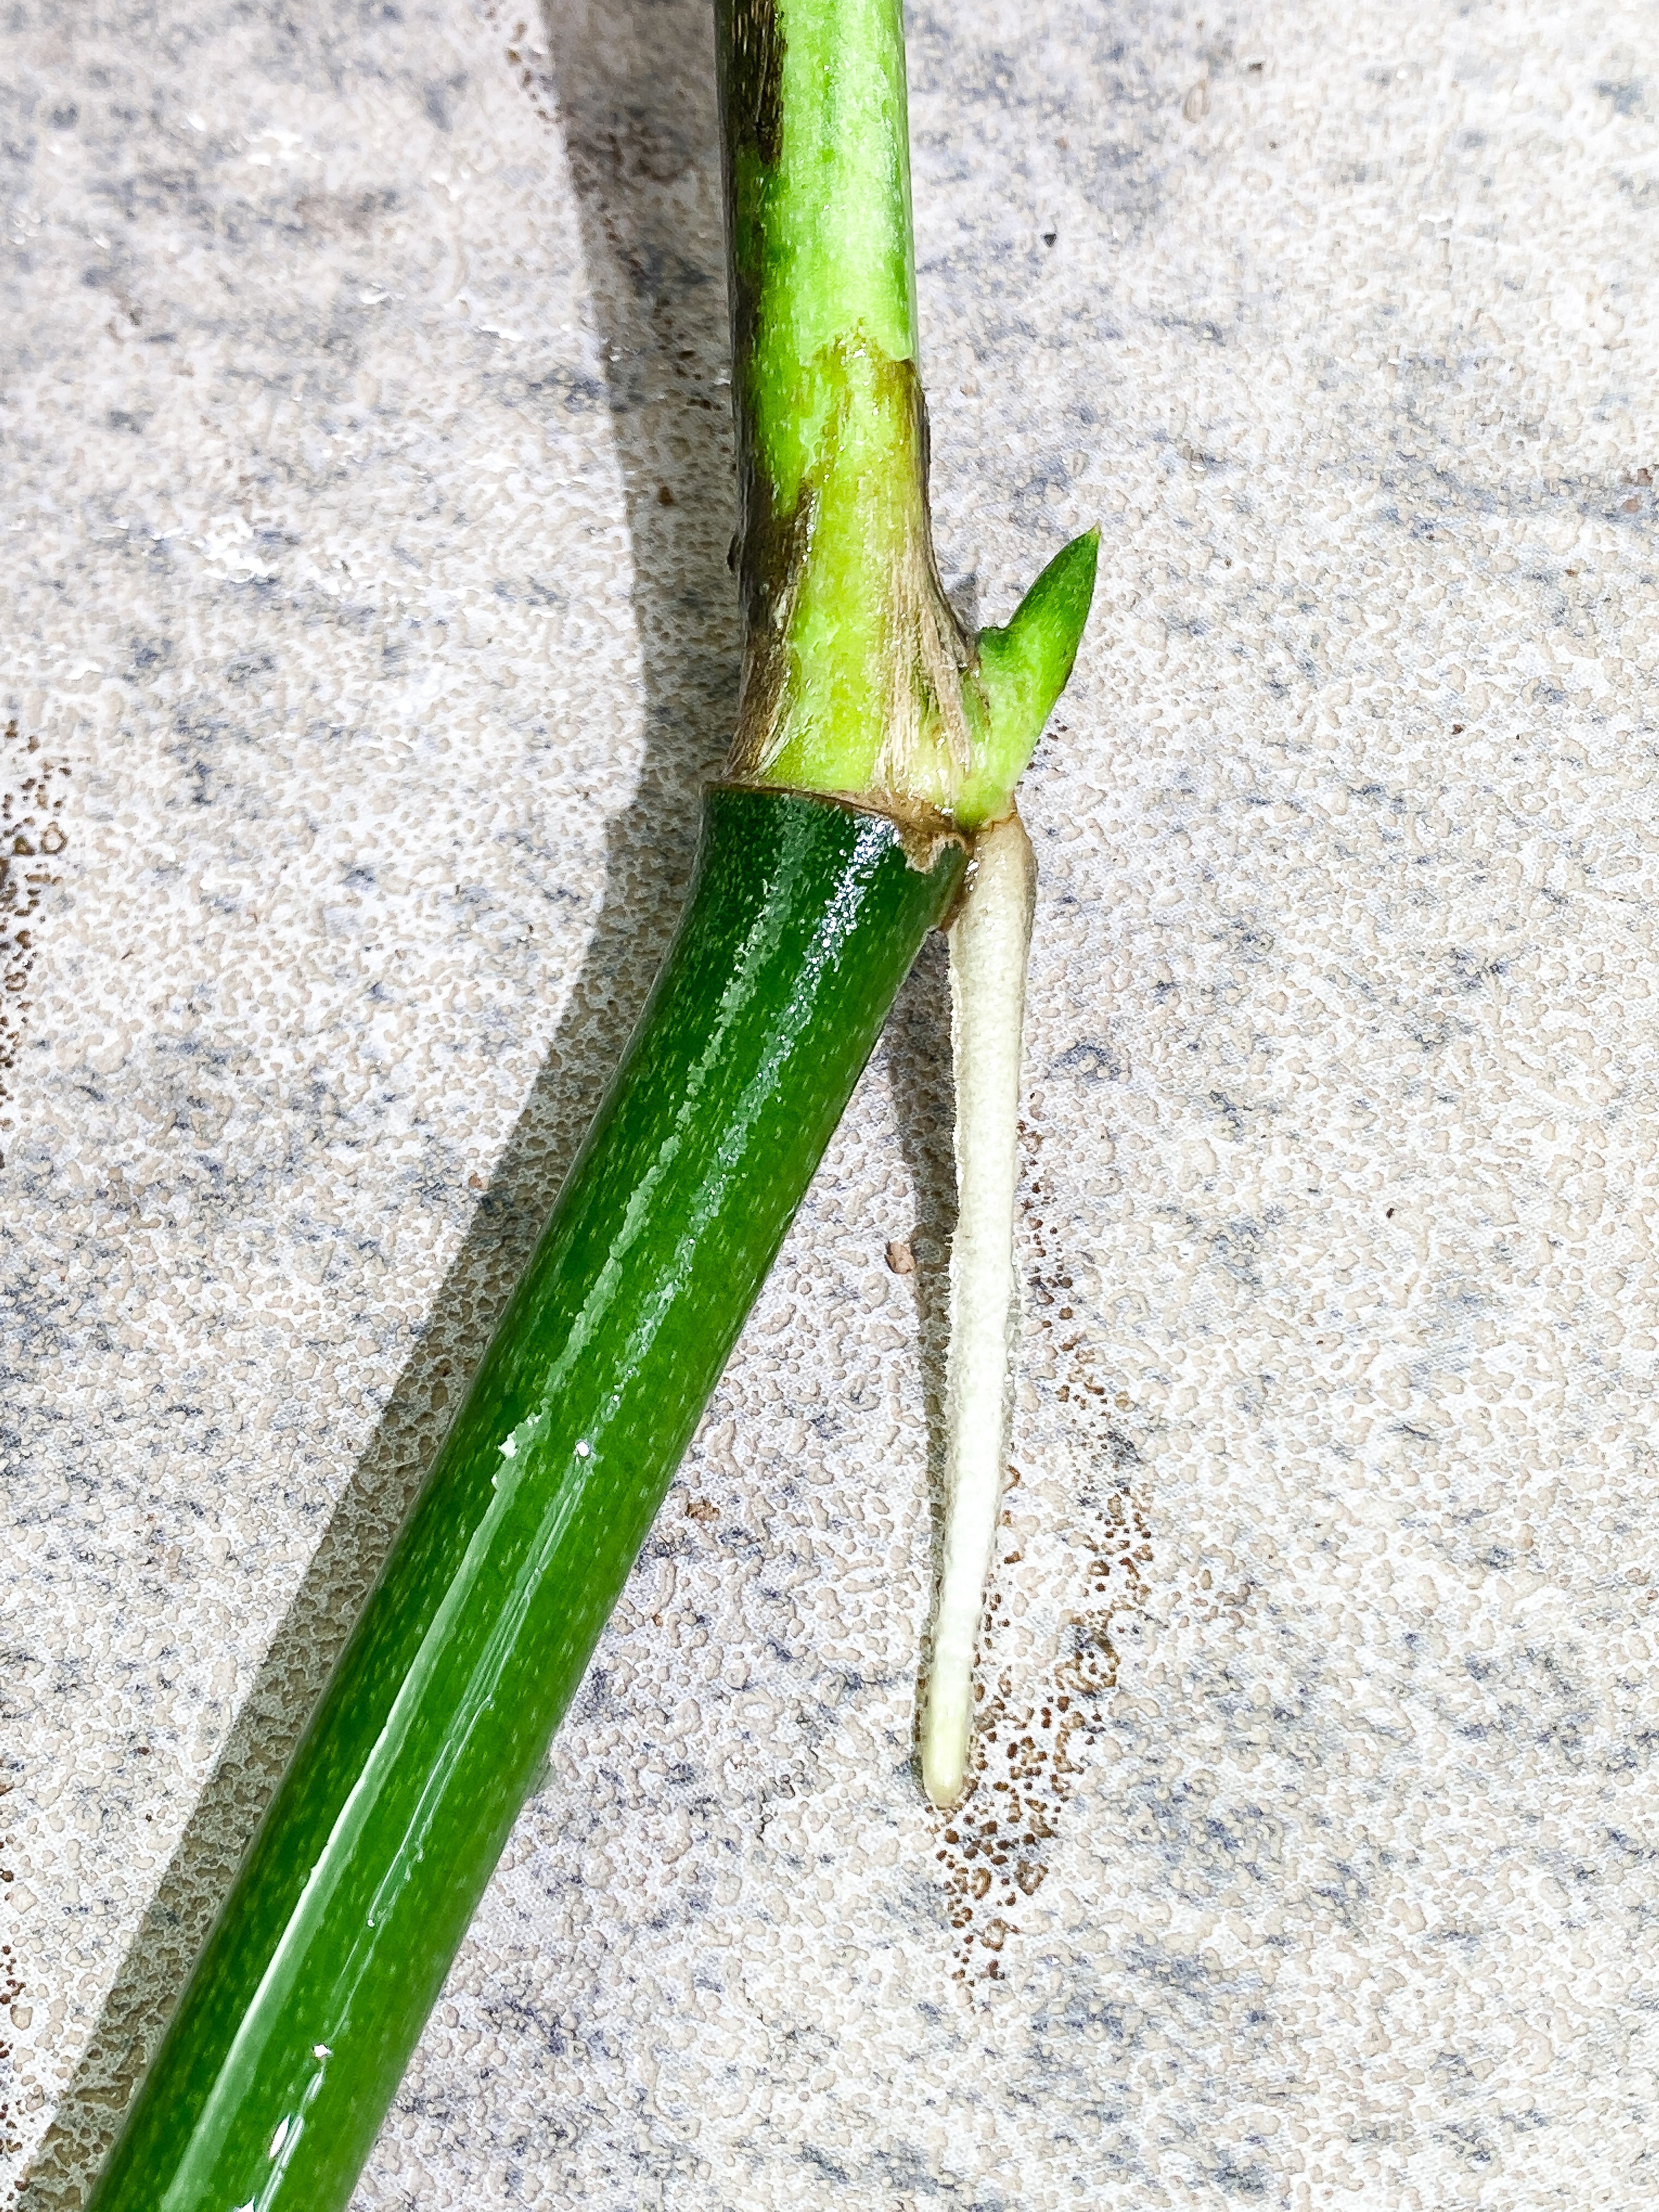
[5,0,1659,2205]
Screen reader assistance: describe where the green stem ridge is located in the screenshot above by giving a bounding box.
[81,792,965,2212]
[715,0,1096,831]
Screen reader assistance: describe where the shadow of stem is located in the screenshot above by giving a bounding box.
[22,1,736,2201]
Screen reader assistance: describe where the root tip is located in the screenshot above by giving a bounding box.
[921,1712,970,1811]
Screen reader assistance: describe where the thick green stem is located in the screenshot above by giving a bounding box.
[715,0,1096,828]
[81,793,965,2212]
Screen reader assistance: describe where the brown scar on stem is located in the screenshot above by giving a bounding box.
[722,340,985,842]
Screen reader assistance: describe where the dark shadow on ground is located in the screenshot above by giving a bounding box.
[21,3,737,2200]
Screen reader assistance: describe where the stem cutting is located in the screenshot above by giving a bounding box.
[80,7,1094,2207]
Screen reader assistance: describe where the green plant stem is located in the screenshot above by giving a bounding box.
[716,0,1096,827]
[82,791,964,2212]
[77,5,1097,2205]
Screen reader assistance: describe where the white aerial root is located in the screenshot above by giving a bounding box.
[920,807,1036,1810]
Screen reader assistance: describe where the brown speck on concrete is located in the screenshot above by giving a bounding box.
[0,720,69,1165]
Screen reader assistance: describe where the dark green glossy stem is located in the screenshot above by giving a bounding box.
[85,788,964,2212]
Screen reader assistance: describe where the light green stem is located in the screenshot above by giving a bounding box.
[715,0,1095,830]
